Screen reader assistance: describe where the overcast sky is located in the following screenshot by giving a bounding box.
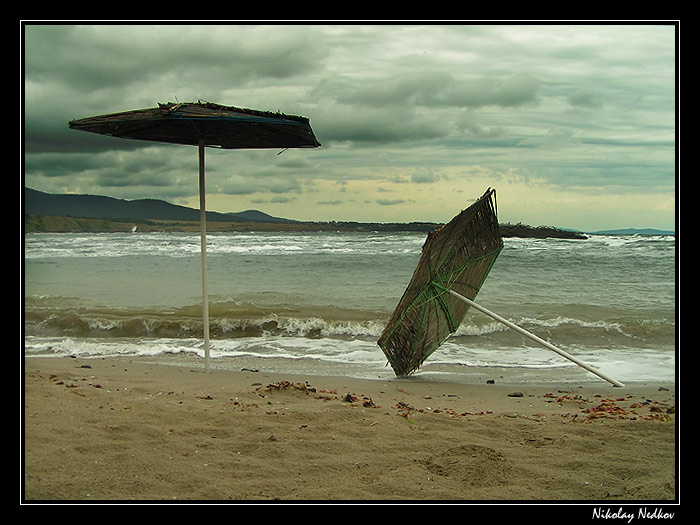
[23,23,677,231]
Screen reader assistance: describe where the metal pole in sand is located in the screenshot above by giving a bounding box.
[199,139,211,372]
[444,288,625,387]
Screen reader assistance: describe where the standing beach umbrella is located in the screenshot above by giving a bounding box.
[378,188,625,386]
[69,101,320,371]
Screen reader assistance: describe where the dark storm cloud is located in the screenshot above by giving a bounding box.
[22,23,677,229]
[334,72,541,109]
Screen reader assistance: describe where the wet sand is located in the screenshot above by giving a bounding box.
[23,356,676,502]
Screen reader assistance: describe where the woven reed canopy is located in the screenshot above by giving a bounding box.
[68,101,321,149]
[378,188,503,377]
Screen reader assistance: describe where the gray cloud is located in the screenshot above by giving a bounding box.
[376,199,405,206]
[22,23,677,230]
[567,90,604,109]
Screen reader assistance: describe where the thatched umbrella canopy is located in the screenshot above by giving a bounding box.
[378,188,503,377]
[69,101,321,149]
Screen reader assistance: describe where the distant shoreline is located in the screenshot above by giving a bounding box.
[24,215,593,239]
[24,188,674,238]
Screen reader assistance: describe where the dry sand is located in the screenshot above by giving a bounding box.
[23,356,676,503]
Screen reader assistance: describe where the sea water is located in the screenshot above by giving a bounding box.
[23,230,677,384]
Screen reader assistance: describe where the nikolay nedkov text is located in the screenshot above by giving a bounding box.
[592,507,675,522]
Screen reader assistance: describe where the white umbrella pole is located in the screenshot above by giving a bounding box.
[446,289,625,387]
[198,139,211,372]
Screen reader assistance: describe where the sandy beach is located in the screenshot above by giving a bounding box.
[23,356,676,503]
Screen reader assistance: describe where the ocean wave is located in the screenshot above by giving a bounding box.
[24,298,675,354]
[24,231,427,259]
[23,332,675,384]
[450,312,675,350]
[23,303,388,341]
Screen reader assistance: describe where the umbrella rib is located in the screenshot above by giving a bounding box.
[432,282,457,333]
[408,301,428,363]
[189,120,227,147]
[78,118,165,138]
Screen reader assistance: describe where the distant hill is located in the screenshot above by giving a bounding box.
[590,228,675,236]
[226,209,298,224]
[23,188,292,224]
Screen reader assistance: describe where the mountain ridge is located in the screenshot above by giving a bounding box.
[24,187,292,224]
[23,188,673,237]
